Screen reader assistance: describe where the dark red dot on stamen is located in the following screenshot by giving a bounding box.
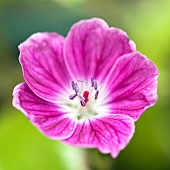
[83,91,89,103]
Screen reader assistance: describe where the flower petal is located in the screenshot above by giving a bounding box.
[12,83,77,140]
[63,114,135,158]
[19,32,70,102]
[103,51,159,121]
[64,18,135,80]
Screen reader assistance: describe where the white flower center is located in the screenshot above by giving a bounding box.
[57,78,109,120]
[64,78,106,120]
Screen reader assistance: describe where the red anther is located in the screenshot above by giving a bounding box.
[83,91,89,103]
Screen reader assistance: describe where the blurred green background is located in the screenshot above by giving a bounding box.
[0,0,170,169]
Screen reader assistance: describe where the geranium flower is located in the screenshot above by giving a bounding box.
[12,18,158,158]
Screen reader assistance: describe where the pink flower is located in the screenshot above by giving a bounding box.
[12,18,158,158]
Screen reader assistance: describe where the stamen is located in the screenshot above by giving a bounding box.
[80,100,86,107]
[95,90,99,100]
[91,78,98,90]
[74,83,79,93]
[91,78,94,87]
[71,81,75,90]
[93,80,98,90]
[69,94,77,100]
[78,80,87,83]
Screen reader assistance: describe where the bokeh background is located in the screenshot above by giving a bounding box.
[0,0,170,169]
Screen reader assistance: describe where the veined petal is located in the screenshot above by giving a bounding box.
[103,51,159,121]
[63,114,135,158]
[64,18,135,80]
[19,32,70,103]
[12,83,77,140]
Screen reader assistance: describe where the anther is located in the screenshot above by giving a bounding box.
[78,80,87,83]
[95,90,99,100]
[80,100,86,107]
[74,83,79,93]
[91,78,94,87]
[71,81,75,90]
[69,94,77,100]
[93,80,98,90]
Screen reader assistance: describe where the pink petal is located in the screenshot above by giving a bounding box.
[19,32,70,102]
[12,83,77,140]
[64,18,135,80]
[103,51,159,121]
[63,114,135,158]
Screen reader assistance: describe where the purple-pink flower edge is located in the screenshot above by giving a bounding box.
[12,18,159,158]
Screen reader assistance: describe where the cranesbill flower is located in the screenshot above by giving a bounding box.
[12,18,158,158]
